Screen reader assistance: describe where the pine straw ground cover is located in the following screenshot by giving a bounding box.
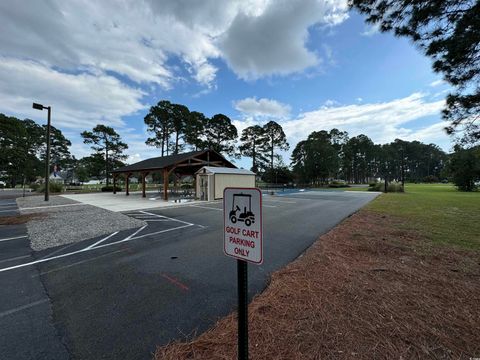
[155,207,480,359]
[0,213,45,225]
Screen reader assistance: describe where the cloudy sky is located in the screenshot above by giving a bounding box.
[0,0,452,168]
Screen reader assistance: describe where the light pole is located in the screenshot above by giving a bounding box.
[33,102,51,201]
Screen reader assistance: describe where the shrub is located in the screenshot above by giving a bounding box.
[38,182,64,193]
[30,183,40,192]
[101,185,122,192]
[423,175,439,183]
[368,181,404,193]
[181,183,192,190]
[387,182,404,192]
[450,146,480,192]
[328,180,349,188]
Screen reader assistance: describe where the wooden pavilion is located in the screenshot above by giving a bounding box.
[111,149,236,200]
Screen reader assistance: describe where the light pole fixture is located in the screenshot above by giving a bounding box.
[32,102,52,201]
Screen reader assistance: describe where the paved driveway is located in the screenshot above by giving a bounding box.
[0,190,379,360]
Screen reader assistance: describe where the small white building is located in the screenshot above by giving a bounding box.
[196,166,256,201]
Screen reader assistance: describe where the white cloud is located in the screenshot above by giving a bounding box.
[361,23,380,37]
[323,99,340,108]
[0,58,145,130]
[429,79,445,87]
[280,92,450,151]
[0,0,348,89]
[234,97,291,118]
[0,1,172,87]
[432,89,450,99]
[219,0,349,79]
[402,122,448,144]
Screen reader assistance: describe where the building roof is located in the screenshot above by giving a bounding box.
[112,149,236,174]
[196,166,255,175]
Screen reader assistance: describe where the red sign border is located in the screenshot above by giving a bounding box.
[223,187,263,265]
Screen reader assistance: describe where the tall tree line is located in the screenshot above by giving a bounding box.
[0,114,130,187]
[291,129,449,185]
[142,101,292,182]
[144,100,238,157]
[0,113,74,187]
[3,109,475,191]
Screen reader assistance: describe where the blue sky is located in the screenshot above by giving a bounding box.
[0,1,452,169]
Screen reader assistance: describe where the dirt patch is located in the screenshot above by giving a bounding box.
[155,210,480,360]
[0,213,46,225]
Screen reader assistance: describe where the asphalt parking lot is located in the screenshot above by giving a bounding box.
[0,190,379,360]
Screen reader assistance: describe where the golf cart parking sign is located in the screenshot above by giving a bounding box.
[223,187,263,264]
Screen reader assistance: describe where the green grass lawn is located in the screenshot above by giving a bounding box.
[367,183,480,250]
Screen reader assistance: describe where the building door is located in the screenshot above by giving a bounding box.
[199,175,208,201]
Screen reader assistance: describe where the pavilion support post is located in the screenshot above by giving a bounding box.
[125,173,130,196]
[142,172,146,198]
[113,174,117,194]
[174,173,178,196]
[193,175,197,199]
[163,168,169,201]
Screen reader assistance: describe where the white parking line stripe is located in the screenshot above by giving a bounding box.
[34,249,128,277]
[189,205,222,211]
[0,209,19,213]
[0,254,30,265]
[0,204,17,208]
[0,299,49,318]
[122,225,148,241]
[37,241,81,260]
[0,225,194,273]
[0,214,197,273]
[93,224,193,248]
[84,231,120,250]
[139,211,195,226]
[262,204,277,208]
[0,235,28,242]
[0,250,88,273]
[0,202,16,206]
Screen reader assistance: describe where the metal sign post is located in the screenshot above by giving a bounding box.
[237,259,248,360]
[223,187,263,360]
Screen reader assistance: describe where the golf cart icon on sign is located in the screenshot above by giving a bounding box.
[229,193,255,226]
[223,187,263,264]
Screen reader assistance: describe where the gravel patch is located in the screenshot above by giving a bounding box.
[17,195,146,251]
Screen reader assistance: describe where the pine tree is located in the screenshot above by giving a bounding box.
[350,0,480,144]
[81,125,128,185]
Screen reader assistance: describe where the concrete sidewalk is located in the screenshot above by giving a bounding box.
[61,191,197,212]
